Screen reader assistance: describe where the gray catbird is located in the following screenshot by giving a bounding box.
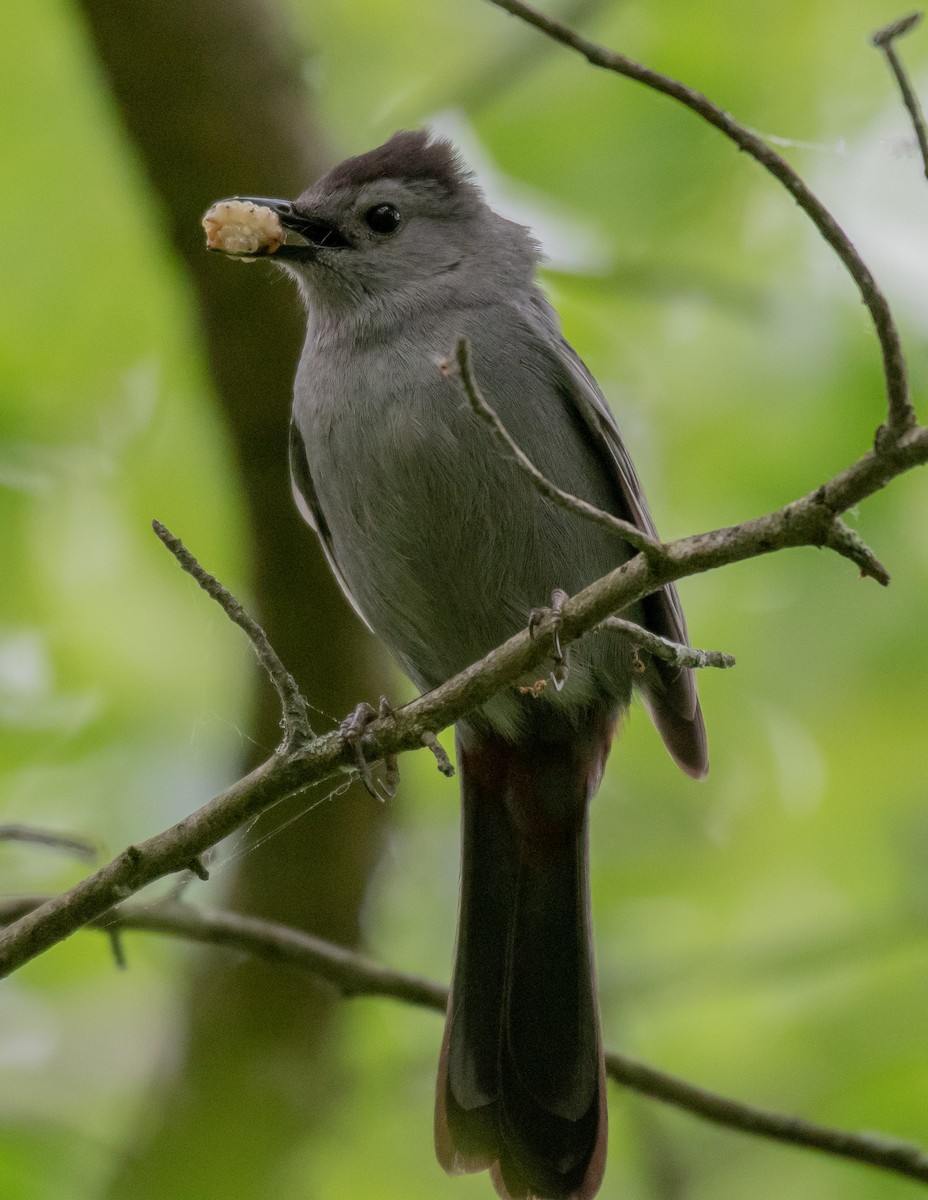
[225,130,707,1200]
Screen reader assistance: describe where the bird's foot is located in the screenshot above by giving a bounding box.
[528,587,570,691]
[339,696,399,800]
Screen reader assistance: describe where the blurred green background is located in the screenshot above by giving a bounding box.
[1,0,927,1198]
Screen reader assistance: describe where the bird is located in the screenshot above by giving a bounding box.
[218,129,707,1200]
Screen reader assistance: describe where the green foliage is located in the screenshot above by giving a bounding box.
[2,0,927,1197]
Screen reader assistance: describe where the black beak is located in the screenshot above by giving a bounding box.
[234,196,350,255]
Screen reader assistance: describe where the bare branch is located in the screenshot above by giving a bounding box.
[3,423,928,978]
[458,333,894,589]
[824,519,891,584]
[872,11,928,181]
[0,824,97,862]
[107,927,128,970]
[0,895,448,1010]
[3,894,927,1186]
[421,730,455,776]
[596,617,735,670]
[451,338,661,555]
[152,520,313,745]
[873,10,924,40]
[187,856,210,881]
[604,1049,928,1185]
[484,0,916,437]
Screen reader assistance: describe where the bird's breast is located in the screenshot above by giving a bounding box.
[292,324,635,729]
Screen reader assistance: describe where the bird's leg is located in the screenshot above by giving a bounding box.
[339,699,396,801]
[528,587,570,691]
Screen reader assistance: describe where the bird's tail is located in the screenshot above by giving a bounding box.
[435,714,613,1200]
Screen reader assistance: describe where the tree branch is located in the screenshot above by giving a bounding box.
[2,418,928,978]
[604,1050,928,1186]
[872,12,928,181]
[595,617,735,670]
[152,520,313,745]
[3,894,927,1186]
[454,331,894,592]
[452,338,661,555]
[484,0,917,438]
[0,825,97,862]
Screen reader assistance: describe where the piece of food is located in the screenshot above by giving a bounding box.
[202,200,284,259]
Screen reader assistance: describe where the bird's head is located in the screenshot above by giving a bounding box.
[211,130,538,325]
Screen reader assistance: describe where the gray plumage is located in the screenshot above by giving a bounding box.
[260,130,706,1199]
[285,132,703,760]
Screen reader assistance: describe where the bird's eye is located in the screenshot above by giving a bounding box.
[363,204,402,235]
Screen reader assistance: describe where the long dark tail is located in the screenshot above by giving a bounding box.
[435,713,614,1200]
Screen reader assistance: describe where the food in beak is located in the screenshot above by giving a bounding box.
[202,200,284,260]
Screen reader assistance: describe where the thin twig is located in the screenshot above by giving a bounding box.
[457,333,893,593]
[107,928,127,970]
[872,12,928,181]
[452,338,661,555]
[421,730,455,777]
[0,825,97,862]
[151,520,313,745]
[187,856,210,881]
[597,617,735,669]
[604,1049,928,1185]
[484,0,916,437]
[2,894,926,1186]
[824,519,891,585]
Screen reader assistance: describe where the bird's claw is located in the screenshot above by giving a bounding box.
[339,698,398,801]
[528,588,570,691]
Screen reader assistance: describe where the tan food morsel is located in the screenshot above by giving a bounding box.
[202,200,284,260]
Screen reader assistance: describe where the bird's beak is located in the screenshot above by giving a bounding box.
[233,196,350,258]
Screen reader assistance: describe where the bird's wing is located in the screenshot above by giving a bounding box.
[528,294,708,777]
[288,418,374,632]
